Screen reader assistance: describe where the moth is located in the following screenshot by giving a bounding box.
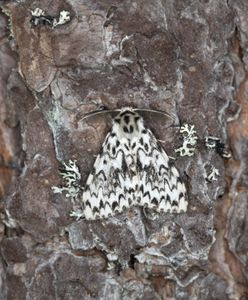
[82,107,187,220]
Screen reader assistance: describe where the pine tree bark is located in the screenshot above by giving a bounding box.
[0,1,248,299]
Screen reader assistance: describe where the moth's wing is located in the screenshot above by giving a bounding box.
[135,129,187,213]
[82,132,135,220]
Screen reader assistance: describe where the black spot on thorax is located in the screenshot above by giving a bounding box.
[124,115,130,124]
[123,126,129,133]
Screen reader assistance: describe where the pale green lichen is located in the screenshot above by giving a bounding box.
[205,136,219,149]
[3,209,18,228]
[207,167,220,182]
[53,10,70,27]
[205,136,231,158]
[52,160,81,203]
[31,8,45,17]
[69,208,84,221]
[175,124,198,156]
[31,8,70,28]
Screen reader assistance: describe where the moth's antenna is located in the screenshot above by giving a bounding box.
[134,108,175,121]
[78,107,175,121]
[78,108,121,121]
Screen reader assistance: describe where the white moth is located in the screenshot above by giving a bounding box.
[82,107,188,220]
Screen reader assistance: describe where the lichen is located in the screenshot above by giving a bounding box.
[69,208,85,220]
[205,136,219,149]
[3,209,18,228]
[205,136,231,158]
[31,8,45,17]
[30,8,70,28]
[206,166,220,182]
[52,160,81,203]
[53,10,70,27]
[175,124,198,156]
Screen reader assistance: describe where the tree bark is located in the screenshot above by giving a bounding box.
[0,0,248,299]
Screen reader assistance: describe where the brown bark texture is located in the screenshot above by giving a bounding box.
[0,0,248,299]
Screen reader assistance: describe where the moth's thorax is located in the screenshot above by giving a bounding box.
[113,109,145,138]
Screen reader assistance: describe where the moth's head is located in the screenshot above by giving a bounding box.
[113,107,145,137]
